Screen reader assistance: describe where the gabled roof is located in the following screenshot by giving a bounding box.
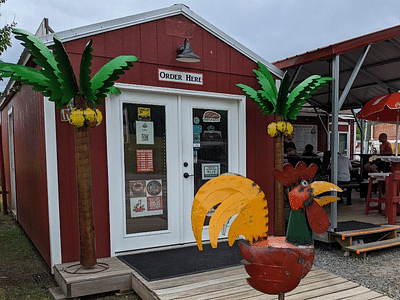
[272,24,400,112]
[39,4,283,79]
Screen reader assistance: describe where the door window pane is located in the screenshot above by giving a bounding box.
[192,109,228,225]
[123,103,167,234]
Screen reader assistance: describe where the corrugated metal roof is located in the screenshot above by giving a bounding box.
[273,24,400,112]
[38,4,283,79]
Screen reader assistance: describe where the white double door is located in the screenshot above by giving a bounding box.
[107,85,245,254]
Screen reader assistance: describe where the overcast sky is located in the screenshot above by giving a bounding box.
[1,0,400,89]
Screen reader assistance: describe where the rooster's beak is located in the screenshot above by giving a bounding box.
[310,181,342,207]
[303,181,343,235]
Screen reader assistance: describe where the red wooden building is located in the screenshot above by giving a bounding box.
[0,4,284,269]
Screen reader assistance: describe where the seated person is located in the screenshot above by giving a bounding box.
[302,144,317,157]
[364,133,392,173]
[337,153,352,184]
[284,133,297,156]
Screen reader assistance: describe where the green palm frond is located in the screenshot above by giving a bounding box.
[13,29,63,102]
[253,69,278,102]
[256,90,276,114]
[276,71,291,119]
[0,28,138,110]
[79,39,96,107]
[256,62,278,100]
[286,75,333,119]
[52,35,79,108]
[237,62,332,120]
[90,55,138,104]
[0,63,50,92]
[106,85,122,95]
[236,84,276,115]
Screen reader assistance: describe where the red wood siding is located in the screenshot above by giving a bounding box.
[1,85,51,266]
[56,15,276,262]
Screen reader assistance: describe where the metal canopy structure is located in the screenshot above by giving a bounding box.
[274,24,400,113]
[272,24,400,230]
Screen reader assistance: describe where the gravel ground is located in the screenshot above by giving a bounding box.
[314,241,399,299]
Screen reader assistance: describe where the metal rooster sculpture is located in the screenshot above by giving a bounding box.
[191,162,342,299]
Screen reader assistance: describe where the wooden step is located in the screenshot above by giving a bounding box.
[333,225,400,240]
[332,225,400,249]
[345,237,400,258]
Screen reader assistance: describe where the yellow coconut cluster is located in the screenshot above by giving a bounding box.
[267,121,293,138]
[69,107,103,128]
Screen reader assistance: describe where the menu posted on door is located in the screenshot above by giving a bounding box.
[129,179,163,217]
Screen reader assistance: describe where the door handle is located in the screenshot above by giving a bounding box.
[183,172,194,178]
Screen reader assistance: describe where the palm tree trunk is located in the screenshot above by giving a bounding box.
[274,115,285,236]
[74,95,97,268]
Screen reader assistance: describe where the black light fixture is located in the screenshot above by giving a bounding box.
[176,38,201,63]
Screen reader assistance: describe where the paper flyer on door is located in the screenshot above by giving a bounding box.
[136,121,154,144]
[130,179,163,217]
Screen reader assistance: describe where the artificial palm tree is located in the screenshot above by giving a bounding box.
[0,29,138,268]
[237,62,332,236]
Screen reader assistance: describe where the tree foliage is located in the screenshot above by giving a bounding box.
[0,0,16,54]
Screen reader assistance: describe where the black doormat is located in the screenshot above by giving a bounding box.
[337,221,380,231]
[117,242,243,281]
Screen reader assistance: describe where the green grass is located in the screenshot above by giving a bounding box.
[0,210,141,299]
[0,211,55,300]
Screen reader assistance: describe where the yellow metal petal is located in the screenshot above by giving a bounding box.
[191,188,236,250]
[209,193,247,247]
[227,194,268,246]
[191,174,268,250]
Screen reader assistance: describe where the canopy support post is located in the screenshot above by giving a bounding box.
[330,55,340,232]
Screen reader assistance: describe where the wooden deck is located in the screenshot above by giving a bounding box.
[54,256,392,299]
[131,264,392,300]
[53,191,397,299]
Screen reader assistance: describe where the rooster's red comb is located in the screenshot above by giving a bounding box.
[273,161,318,187]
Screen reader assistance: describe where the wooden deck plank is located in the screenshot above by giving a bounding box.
[337,290,392,300]
[155,274,247,297]
[158,278,248,300]
[218,272,341,300]
[309,286,376,299]
[146,265,245,290]
[169,276,349,300]
[258,282,359,300]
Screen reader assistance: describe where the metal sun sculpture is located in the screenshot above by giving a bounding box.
[191,164,342,299]
[0,28,138,268]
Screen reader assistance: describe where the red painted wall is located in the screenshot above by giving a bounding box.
[55,15,275,262]
[1,85,51,266]
[0,14,277,266]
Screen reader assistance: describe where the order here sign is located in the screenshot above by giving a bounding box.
[158,69,203,85]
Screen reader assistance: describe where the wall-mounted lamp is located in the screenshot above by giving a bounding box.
[176,38,201,63]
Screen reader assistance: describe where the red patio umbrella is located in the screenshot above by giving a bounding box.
[357,92,400,155]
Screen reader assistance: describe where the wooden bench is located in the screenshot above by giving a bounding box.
[338,181,360,205]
